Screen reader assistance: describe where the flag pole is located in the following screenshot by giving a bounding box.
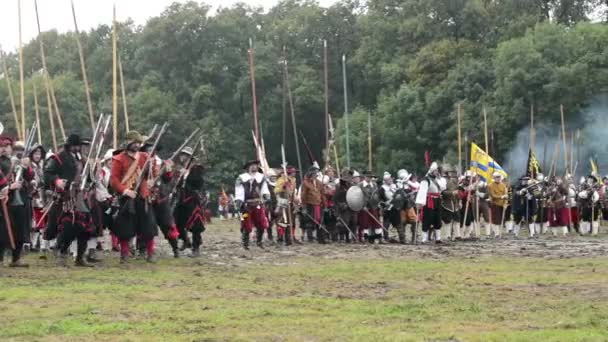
[0,48,21,138]
[112,4,118,149]
[18,0,26,140]
[71,0,96,132]
[342,54,351,169]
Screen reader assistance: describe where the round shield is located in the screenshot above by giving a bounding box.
[346,185,365,212]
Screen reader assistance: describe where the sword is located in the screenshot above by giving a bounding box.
[300,209,331,236]
[362,208,390,235]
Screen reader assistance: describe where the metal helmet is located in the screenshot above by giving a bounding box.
[346,185,365,211]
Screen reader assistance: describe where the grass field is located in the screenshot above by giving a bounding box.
[1,223,608,341]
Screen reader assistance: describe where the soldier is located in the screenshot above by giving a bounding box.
[300,165,325,243]
[235,160,271,249]
[379,172,400,243]
[110,131,159,263]
[29,144,46,251]
[174,164,207,257]
[547,177,569,237]
[265,168,279,242]
[396,170,419,243]
[0,135,33,267]
[91,149,117,253]
[44,134,95,267]
[577,174,600,235]
[511,176,534,237]
[488,172,508,238]
[275,166,298,245]
[415,162,446,244]
[359,171,382,243]
[458,171,477,239]
[321,166,338,242]
[601,176,608,221]
[334,169,357,243]
[440,164,461,240]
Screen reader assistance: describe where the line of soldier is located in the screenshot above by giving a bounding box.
[234,160,607,248]
[0,128,208,267]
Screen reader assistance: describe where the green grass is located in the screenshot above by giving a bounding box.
[1,249,607,341]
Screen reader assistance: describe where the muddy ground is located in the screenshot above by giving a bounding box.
[153,220,608,266]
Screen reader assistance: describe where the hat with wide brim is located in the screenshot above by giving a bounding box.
[66,134,90,146]
[243,160,261,170]
[126,131,145,145]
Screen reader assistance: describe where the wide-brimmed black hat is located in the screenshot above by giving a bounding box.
[243,160,261,170]
[65,134,90,147]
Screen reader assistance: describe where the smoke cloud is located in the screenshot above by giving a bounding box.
[503,95,608,181]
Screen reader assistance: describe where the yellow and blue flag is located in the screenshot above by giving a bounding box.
[470,142,508,182]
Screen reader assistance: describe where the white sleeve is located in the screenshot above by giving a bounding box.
[261,180,270,197]
[593,191,600,203]
[415,180,428,206]
[235,182,245,202]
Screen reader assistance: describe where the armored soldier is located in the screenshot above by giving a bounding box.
[379,172,401,243]
[396,169,418,243]
[458,171,477,239]
[321,166,338,242]
[29,144,46,251]
[415,162,446,243]
[334,169,357,243]
[359,171,382,243]
[275,166,298,245]
[300,166,325,243]
[235,160,271,249]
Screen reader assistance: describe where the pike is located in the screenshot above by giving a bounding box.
[34,0,66,142]
[283,47,303,183]
[279,145,290,223]
[328,114,340,171]
[299,210,331,236]
[80,114,105,191]
[152,127,200,184]
[18,0,26,139]
[299,130,316,166]
[0,48,21,139]
[70,0,95,131]
[342,54,351,168]
[336,216,357,242]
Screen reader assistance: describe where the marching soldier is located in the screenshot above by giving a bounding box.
[235,160,271,249]
[110,131,159,263]
[265,168,279,242]
[397,169,418,243]
[174,164,207,257]
[44,134,95,267]
[0,135,33,267]
[29,144,47,251]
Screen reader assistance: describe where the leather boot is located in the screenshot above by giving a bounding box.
[242,231,250,250]
[256,228,264,248]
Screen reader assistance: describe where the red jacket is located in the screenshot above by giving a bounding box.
[110,151,154,198]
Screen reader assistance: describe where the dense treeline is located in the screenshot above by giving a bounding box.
[1,0,608,192]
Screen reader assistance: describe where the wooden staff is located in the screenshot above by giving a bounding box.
[560,105,568,173]
[283,47,303,183]
[0,48,21,139]
[483,106,489,154]
[247,38,260,143]
[570,131,574,175]
[70,0,95,131]
[119,55,130,132]
[112,5,118,149]
[323,39,329,151]
[1,198,15,250]
[34,0,65,142]
[33,79,42,144]
[18,0,26,139]
[457,103,462,176]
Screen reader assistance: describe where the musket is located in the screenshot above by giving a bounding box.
[80,114,105,191]
[151,128,200,184]
[119,122,168,214]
